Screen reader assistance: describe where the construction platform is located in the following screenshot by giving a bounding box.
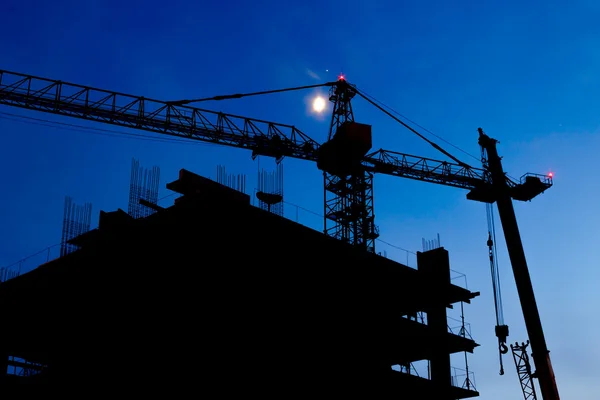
[0,169,480,398]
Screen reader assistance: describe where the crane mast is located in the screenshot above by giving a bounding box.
[322,78,378,252]
[478,128,560,400]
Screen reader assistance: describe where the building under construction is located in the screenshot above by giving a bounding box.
[0,168,480,398]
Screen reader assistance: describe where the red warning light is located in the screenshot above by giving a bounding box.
[338,74,345,81]
[548,172,554,178]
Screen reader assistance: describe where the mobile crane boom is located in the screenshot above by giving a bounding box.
[0,69,558,398]
[478,129,559,400]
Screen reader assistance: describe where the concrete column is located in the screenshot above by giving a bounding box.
[417,247,452,396]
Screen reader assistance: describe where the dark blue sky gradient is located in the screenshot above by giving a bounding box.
[1,0,600,397]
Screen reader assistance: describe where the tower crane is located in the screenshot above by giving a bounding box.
[0,69,559,399]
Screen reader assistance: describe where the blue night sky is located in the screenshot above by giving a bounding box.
[1,0,599,397]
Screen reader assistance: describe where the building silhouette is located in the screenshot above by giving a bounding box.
[0,169,480,398]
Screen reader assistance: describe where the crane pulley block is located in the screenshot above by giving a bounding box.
[495,324,510,354]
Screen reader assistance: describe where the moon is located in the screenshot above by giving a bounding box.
[312,96,326,113]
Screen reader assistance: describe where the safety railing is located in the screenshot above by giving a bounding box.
[0,244,61,283]
[451,365,476,391]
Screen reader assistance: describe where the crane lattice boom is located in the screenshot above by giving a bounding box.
[0,69,529,197]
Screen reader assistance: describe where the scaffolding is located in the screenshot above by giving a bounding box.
[398,249,478,398]
[60,196,92,257]
[128,158,160,219]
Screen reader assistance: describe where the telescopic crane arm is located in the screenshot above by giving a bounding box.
[478,128,560,400]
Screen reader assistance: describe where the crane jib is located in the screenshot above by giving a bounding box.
[0,68,551,202]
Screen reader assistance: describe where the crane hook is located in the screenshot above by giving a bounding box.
[497,341,508,375]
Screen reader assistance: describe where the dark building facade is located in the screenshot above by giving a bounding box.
[0,169,480,398]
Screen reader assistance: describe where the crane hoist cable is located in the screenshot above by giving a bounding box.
[487,203,509,374]
[481,142,509,375]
